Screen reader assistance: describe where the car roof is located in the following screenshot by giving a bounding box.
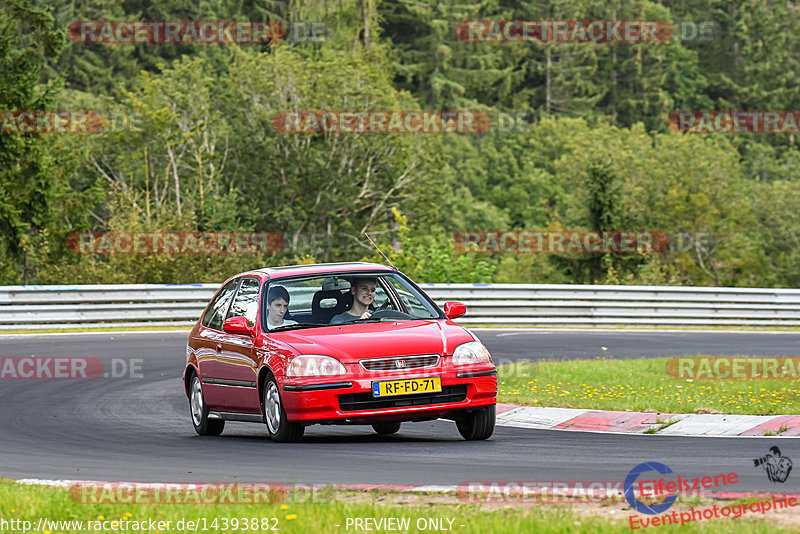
[246,262,396,280]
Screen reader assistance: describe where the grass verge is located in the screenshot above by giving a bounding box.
[1,480,798,533]
[496,357,800,415]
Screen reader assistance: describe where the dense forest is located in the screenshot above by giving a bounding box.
[2,0,800,287]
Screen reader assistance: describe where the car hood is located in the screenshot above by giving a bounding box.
[271,320,475,362]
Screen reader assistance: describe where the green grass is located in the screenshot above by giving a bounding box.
[496,357,800,415]
[763,424,791,437]
[0,480,627,534]
[643,417,681,434]
[1,480,796,534]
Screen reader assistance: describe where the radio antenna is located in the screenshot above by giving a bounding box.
[364,232,396,269]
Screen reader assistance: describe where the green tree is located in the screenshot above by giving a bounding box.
[0,0,68,284]
[382,208,496,283]
[381,0,529,110]
[56,44,459,281]
[45,0,139,96]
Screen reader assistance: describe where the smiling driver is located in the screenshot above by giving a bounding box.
[329,277,376,324]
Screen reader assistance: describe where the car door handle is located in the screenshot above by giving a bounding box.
[215,344,222,353]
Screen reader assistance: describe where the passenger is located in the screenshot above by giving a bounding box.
[329,278,377,324]
[266,286,298,329]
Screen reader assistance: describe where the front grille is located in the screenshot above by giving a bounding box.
[359,354,440,372]
[338,385,467,412]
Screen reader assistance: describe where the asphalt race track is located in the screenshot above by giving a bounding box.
[1,330,797,492]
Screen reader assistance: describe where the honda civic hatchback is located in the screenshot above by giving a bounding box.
[184,262,497,442]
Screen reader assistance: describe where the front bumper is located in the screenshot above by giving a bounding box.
[280,367,497,424]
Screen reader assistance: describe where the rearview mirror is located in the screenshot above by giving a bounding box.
[223,316,254,336]
[444,301,467,320]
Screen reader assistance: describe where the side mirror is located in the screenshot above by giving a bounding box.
[444,301,467,320]
[223,316,254,336]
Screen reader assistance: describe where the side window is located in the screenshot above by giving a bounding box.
[227,277,260,327]
[202,279,239,330]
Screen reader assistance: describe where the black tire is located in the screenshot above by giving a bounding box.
[456,405,495,440]
[189,373,225,436]
[262,376,304,443]
[372,422,401,435]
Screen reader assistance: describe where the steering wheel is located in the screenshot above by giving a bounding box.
[368,309,414,320]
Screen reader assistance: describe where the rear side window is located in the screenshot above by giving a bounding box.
[202,279,239,330]
[227,277,260,327]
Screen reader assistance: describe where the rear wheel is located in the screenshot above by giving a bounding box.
[372,422,401,435]
[456,405,495,440]
[263,377,304,443]
[189,374,224,436]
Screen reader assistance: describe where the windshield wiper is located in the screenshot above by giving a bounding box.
[351,317,406,323]
[269,323,333,332]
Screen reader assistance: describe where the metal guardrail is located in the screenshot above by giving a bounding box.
[421,284,800,327]
[2,283,800,330]
[0,284,218,330]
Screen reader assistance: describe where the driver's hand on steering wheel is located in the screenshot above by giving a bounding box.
[360,310,372,319]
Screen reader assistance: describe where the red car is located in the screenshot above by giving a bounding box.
[184,262,497,442]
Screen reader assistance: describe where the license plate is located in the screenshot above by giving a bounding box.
[372,377,442,397]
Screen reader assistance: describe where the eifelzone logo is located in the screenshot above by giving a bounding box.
[754,447,793,483]
[624,462,678,515]
[624,462,738,515]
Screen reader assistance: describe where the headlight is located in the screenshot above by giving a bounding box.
[452,341,493,366]
[287,355,347,377]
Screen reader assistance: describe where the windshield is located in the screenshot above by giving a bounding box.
[262,272,442,331]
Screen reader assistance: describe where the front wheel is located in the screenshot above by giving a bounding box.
[263,377,304,443]
[189,374,224,436]
[456,405,495,440]
[372,422,401,435]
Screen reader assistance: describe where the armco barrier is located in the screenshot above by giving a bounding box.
[1,283,800,330]
[422,284,800,327]
[0,284,217,330]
